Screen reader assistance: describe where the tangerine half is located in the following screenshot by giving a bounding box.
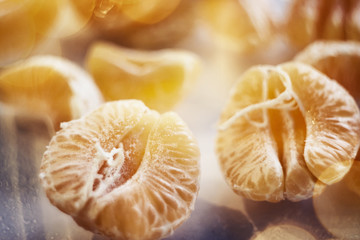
[216,62,360,202]
[40,100,200,239]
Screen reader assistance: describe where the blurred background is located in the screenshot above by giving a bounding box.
[1,0,360,239]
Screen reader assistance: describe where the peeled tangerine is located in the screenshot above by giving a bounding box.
[90,0,196,49]
[86,42,201,112]
[0,55,103,131]
[216,62,360,202]
[39,100,200,240]
[284,0,360,49]
[295,41,360,105]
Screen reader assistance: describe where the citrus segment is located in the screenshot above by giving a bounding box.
[216,68,286,202]
[295,41,360,104]
[216,62,360,202]
[40,100,200,239]
[0,55,103,131]
[282,63,360,184]
[86,42,201,112]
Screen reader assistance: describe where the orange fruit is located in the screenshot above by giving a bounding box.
[90,0,196,49]
[86,41,201,112]
[0,0,59,66]
[0,55,103,131]
[295,41,360,104]
[198,0,274,54]
[216,62,360,202]
[284,0,360,49]
[39,100,200,239]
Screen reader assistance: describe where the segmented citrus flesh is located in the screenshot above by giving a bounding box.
[0,55,103,131]
[39,100,200,239]
[295,41,360,104]
[284,0,360,49]
[216,62,360,202]
[199,0,274,53]
[86,42,201,112]
[0,0,59,66]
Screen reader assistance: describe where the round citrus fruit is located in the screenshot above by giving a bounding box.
[39,100,200,239]
[86,41,201,112]
[295,41,360,105]
[0,0,59,66]
[284,0,360,49]
[216,62,360,202]
[198,0,274,54]
[90,0,196,49]
[0,55,103,131]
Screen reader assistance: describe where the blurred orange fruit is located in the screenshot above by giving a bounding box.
[216,62,360,202]
[295,41,360,104]
[284,0,360,49]
[0,0,59,66]
[0,55,103,131]
[198,0,275,54]
[86,42,201,112]
[90,0,196,49]
[39,100,200,239]
[49,0,96,38]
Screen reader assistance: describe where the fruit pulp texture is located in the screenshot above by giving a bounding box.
[0,66,72,129]
[40,100,200,239]
[217,64,360,202]
[86,43,200,112]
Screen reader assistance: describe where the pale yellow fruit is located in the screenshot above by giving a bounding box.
[86,41,201,112]
[90,0,196,49]
[284,0,360,49]
[0,55,103,130]
[40,100,200,240]
[295,41,360,104]
[216,62,360,202]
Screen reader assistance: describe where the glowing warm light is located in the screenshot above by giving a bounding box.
[313,162,360,239]
[252,224,316,240]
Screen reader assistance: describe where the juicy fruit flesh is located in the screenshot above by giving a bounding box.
[295,41,360,105]
[0,56,104,131]
[216,63,360,202]
[40,100,200,239]
[0,66,73,129]
[86,42,200,112]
